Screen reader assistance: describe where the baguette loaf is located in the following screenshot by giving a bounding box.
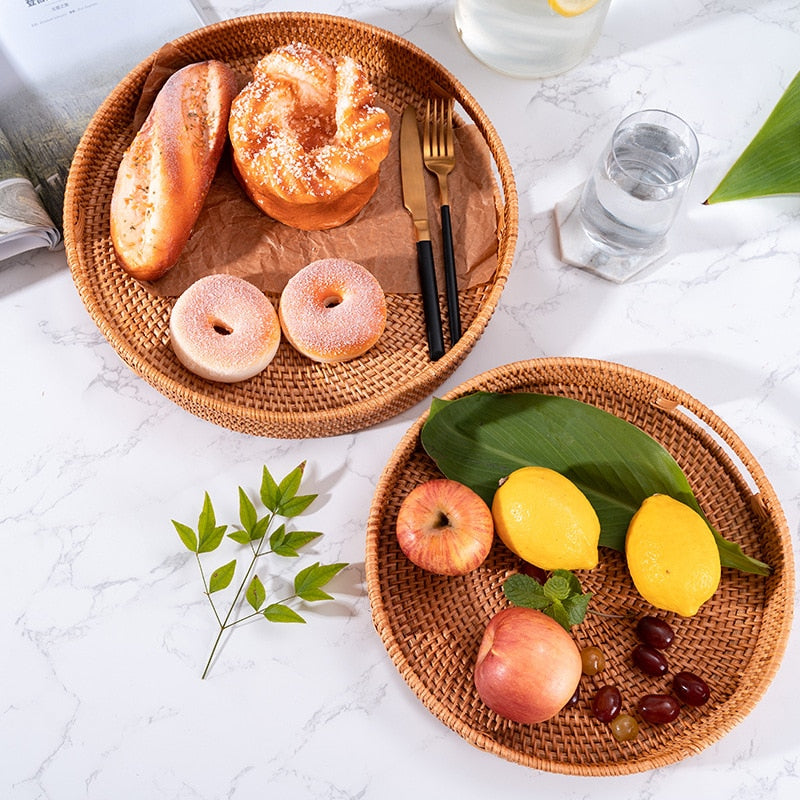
[110,60,237,281]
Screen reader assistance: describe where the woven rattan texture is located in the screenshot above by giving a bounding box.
[365,358,794,775]
[63,13,518,438]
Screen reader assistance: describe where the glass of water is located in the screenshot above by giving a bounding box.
[555,109,699,282]
[454,0,612,79]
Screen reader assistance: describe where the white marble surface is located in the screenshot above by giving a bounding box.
[2,1,799,797]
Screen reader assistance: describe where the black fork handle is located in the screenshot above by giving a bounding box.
[440,204,461,344]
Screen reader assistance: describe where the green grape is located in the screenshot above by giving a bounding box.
[610,713,639,742]
[581,645,606,676]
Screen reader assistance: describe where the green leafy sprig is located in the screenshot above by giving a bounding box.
[503,570,592,632]
[172,462,347,678]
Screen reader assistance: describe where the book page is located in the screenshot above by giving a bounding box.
[0,0,204,261]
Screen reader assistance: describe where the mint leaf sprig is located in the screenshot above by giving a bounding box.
[503,569,592,632]
[172,462,347,679]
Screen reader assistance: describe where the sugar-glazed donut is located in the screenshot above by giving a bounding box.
[228,42,392,230]
[279,259,387,363]
[169,274,280,382]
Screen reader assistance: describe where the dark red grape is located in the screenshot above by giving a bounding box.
[637,694,680,724]
[592,685,622,723]
[563,684,581,709]
[673,671,711,706]
[632,644,669,676]
[520,562,548,583]
[635,616,675,649]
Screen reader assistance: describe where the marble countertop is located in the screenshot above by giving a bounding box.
[2,0,798,797]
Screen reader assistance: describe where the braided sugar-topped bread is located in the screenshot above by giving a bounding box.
[228,42,392,230]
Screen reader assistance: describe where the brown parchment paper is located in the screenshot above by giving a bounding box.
[133,50,501,298]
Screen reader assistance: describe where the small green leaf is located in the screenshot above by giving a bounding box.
[246,574,266,611]
[250,516,270,542]
[268,523,288,552]
[172,520,198,552]
[198,524,227,554]
[297,587,335,602]
[284,530,323,550]
[270,528,322,557]
[543,572,572,602]
[548,599,571,631]
[260,466,280,512]
[263,603,306,623]
[706,71,800,203]
[503,569,591,631]
[502,573,550,610]
[279,493,317,517]
[238,487,258,535]
[563,591,592,628]
[209,559,236,593]
[277,463,305,505]
[197,492,217,540]
[294,562,347,598]
[227,529,251,545]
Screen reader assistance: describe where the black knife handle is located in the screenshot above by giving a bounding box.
[416,239,445,361]
[440,204,461,344]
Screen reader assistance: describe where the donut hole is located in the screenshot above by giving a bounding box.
[323,293,343,309]
[212,318,234,336]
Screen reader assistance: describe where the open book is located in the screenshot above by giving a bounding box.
[0,0,206,263]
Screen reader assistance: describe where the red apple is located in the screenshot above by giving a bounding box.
[474,606,582,724]
[395,478,494,576]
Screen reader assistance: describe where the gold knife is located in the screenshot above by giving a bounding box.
[400,104,445,361]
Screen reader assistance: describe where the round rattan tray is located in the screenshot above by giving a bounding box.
[366,357,794,775]
[63,13,518,438]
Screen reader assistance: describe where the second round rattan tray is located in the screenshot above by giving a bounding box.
[365,357,794,775]
[62,12,518,438]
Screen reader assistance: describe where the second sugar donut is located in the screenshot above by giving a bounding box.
[170,274,281,383]
[279,259,387,363]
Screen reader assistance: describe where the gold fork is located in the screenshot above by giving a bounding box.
[423,97,461,345]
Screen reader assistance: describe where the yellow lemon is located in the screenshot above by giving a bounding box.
[626,494,721,617]
[491,466,600,570]
[548,0,603,17]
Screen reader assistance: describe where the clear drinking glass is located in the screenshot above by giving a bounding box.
[555,109,699,282]
[454,0,612,79]
[579,110,699,252]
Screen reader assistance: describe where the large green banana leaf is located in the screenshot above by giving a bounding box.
[705,71,800,203]
[420,392,769,575]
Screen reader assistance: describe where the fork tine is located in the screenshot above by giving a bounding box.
[423,98,432,156]
[435,98,446,158]
[444,98,454,157]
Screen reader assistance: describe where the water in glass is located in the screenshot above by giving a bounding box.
[579,118,698,252]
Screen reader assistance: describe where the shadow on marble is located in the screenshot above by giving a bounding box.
[604,348,800,434]
[597,0,783,60]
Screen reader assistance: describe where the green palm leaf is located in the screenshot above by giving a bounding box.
[705,71,800,203]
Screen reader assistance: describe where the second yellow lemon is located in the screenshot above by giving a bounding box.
[626,494,721,617]
[491,466,600,570]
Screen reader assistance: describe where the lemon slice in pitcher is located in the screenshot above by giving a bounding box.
[549,0,602,16]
